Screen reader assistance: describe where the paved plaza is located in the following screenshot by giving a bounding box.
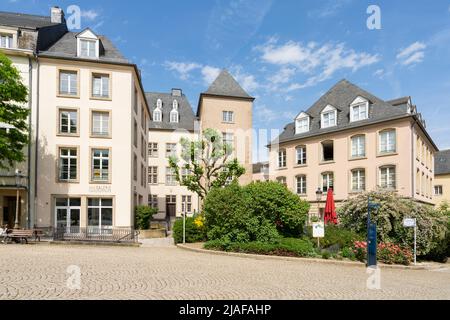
[0,243,449,300]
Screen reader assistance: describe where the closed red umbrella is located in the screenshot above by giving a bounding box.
[324,188,338,225]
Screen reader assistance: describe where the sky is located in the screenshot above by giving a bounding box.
[2,0,450,162]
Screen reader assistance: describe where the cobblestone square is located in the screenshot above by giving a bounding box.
[1,244,449,300]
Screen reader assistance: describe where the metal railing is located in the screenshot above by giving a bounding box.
[53,227,138,243]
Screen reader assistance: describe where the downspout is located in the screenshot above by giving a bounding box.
[34,56,40,227]
[27,56,33,228]
[411,120,415,199]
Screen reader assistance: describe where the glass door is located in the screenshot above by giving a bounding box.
[55,198,81,234]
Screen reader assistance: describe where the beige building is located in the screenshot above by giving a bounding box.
[33,24,149,233]
[434,150,450,206]
[197,70,254,185]
[146,89,200,224]
[0,8,67,229]
[268,80,438,217]
[252,162,270,182]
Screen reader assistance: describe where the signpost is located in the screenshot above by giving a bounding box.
[312,222,325,248]
[403,218,417,265]
[367,198,380,267]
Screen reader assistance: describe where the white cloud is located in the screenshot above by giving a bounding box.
[257,39,379,90]
[164,61,202,80]
[396,42,426,66]
[268,67,296,86]
[230,66,260,92]
[201,66,221,85]
[254,104,295,123]
[81,10,99,21]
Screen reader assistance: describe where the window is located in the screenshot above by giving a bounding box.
[173,99,178,109]
[148,143,158,157]
[322,140,334,162]
[379,166,396,189]
[181,168,190,181]
[141,105,146,129]
[141,163,146,186]
[295,117,309,134]
[55,198,81,230]
[134,120,138,147]
[222,167,233,186]
[321,106,337,128]
[0,34,13,48]
[92,74,110,98]
[148,166,158,185]
[416,170,421,194]
[416,136,421,160]
[434,185,443,196]
[296,146,307,165]
[91,111,110,137]
[181,195,192,213]
[421,173,426,195]
[170,109,179,123]
[59,148,78,181]
[166,143,177,158]
[141,135,146,158]
[91,149,110,182]
[87,198,113,231]
[166,195,176,207]
[153,109,162,122]
[80,39,96,58]
[278,149,287,168]
[59,70,78,96]
[223,132,234,153]
[157,99,162,109]
[134,89,138,114]
[322,172,334,192]
[59,109,78,135]
[379,129,396,154]
[351,169,365,192]
[276,176,287,186]
[223,111,234,123]
[133,154,137,181]
[351,135,366,158]
[296,175,307,195]
[148,195,158,209]
[166,167,177,186]
[350,104,368,122]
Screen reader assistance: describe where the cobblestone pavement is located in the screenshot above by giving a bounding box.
[0,244,449,300]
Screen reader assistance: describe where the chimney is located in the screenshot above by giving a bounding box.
[51,6,65,24]
[171,88,182,97]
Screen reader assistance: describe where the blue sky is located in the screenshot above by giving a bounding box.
[3,0,450,162]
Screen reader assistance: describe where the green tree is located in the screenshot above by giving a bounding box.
[0,53,29,169]
[169,128,245,200]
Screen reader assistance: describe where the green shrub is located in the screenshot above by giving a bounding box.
[173,216,207,244]
[338,191,448,257]
[341,247,356,260]
[245,181,310,237]
[319,224,364,249]
[204,182,280,243]
[321,251,331,259]
[424,203,450,262]
[135,206,157,230]
[203,237,316,258]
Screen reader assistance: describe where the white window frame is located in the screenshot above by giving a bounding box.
[79,39,97,58]
[148,195,158,209]
[276,176,287,186]
[55,198,81,231]
[379,129,396,154]
[148,166,158,185]
[278,149,287,168]
[296,175,307,195]
[166,167,177,186]
[379,166,396,190]
[321,105,337,128]
[87,198,113,232]
[59,148,78,181]
[91,111,110,137]
[351,169,366,192]
[322,172,334,192]
[181,195,192,214]
[170,109,179,123]
[223,111,234,123]
[350,97,369,122]
[59,109,78,135]
[166,143,177,158]
[153,109,162,122]
[59,70,78,96]
[92,73,110,98]
[296,146,307,165]
[434,185,443,196]
[91,149,110,182]
[351,135,366,158]
[148,142,158,158]
[0,34,13,48]
[295,115,309,134]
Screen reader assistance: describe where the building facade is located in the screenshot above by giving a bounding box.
[0,7,67,229]
[268,80,438,218]
[252,162,269,182]
[434,150,450,206]
[146,89,200,223]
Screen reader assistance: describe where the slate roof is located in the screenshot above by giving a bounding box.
[204,69,253,99]
[435,150,450,175]
[0,11,59,29]
[146,91,197,132]
[39,32,129,64]
[252,162,269,174]
[271,79,418,146]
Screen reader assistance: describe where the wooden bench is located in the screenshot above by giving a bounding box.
[7,229,34,244]
[33,229,44,242]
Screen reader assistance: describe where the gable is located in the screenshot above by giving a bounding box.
[76,28,98,39]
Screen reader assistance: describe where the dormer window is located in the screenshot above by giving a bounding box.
[153,109,162,122]
[295,112,310,134]
[172,99,178,110]
[321,105,337,128]
[350,97,369,122]
[157,99,162,109]
[77,29,100,59]
[170,109,179,123]
[0,34,13,49]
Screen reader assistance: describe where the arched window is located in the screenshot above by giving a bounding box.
[156,99,162,109]
[321,105,337,128]
[153,109,162,122]
[379,165,396,189]
[172,99,178,110]
[350,135,366,158]
[170,109,178,123]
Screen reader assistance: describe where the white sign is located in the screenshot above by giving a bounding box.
[89,185,112,193]
[312,222,325,238]
[403,218,416,228]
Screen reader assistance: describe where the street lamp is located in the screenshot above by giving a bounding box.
[315,188,323,221]
[14,169,21,229]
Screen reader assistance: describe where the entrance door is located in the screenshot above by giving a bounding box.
[165,195,177,230]
[3,197,20,228]
[55,198,81,233]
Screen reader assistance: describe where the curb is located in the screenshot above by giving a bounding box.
[50,241,141,247]
[176,244,439,270]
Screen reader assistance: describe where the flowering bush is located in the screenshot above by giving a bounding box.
[352,241,413,265]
